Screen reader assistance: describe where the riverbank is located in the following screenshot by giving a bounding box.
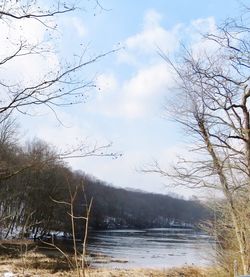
[87,267,225,277]
[0,267,226,277]
[0,264,224,277]
[0,253,225,277]
[0,240,223,277]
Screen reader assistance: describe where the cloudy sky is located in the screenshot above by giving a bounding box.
[5,0,243,198]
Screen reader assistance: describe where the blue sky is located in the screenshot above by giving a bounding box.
[9,0,243,198]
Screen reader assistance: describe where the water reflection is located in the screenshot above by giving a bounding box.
[87,228,215,268]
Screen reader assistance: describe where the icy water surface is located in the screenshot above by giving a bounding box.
[88,228,215,268]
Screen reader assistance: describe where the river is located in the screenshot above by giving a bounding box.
[87,228,215,268]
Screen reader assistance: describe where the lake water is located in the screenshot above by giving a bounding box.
[88,228,215,269]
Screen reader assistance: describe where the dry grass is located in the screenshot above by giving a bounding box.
[85,267,226,277]
[0,254,227,277]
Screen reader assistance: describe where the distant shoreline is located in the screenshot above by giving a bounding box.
[89,225,196,231]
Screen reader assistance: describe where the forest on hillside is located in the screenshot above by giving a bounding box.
[83,178,208,229]
[0,121,208,239]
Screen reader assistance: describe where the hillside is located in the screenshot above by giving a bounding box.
[80,176,209,229]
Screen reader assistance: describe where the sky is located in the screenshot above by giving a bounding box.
[3,0,244,198]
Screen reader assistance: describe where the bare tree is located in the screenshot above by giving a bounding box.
[0,0,120,180]
[48,179,93,277]
[144,8,250,276]
[0,0,117,122]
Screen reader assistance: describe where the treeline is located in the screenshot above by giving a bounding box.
[83,179,209,229]
[0,118,208,239]
[0,118,86,239]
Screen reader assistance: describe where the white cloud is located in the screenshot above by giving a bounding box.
[120,63,174,118]
[108,13,219,120]
[96,73,118,93]
[118,9,180,64]
[117,11,219,67]
[88,62,174,119]
[70,17,87,38]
